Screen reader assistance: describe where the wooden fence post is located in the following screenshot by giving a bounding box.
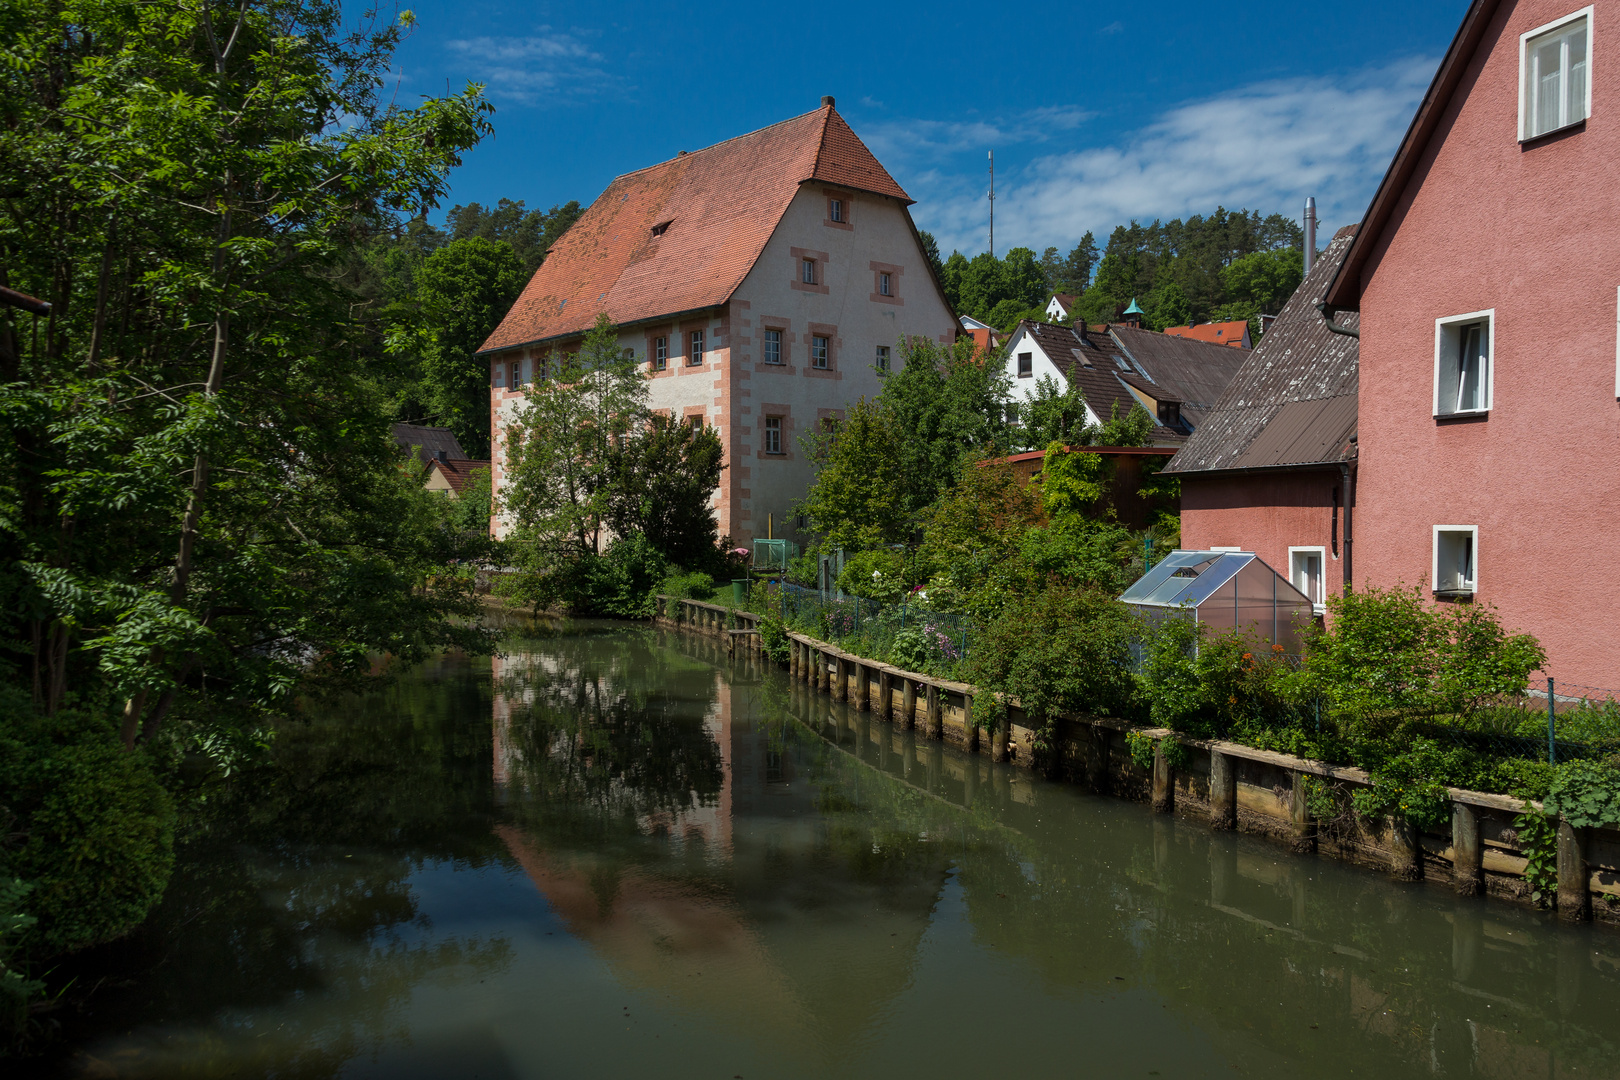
[1289,772,1314,854]
[1086,724,1109,793]
[992,700,1010,763]
[1388,816,1421,881]
[1451,802,1482,897]
[855,662,870,712]
[878,669,893,720]
[1151,744,1174,814]
[902,679,917,729]
[926,681,942,738]
[1208,750,1236,831]
[1557,819,1591,922]
[830,653,846,701]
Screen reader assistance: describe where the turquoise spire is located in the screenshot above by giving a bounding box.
[1123,297,1144,315]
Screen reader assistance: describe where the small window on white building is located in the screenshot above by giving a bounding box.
[879,272,892,297]
[1434,310,1493,416]
[1433,525,1479,596]
[764,416,783,454]
[802,258,817,285]
[812,335,829,369]
[764,329,782,365]
[1017,351,1033,378]
[1520,8,1591,140]
[829,198,844,223]
[688,414,704,431]
[510,360,524,389]
[1289,546,1327,613]
[688,329,704,366]
[875,345,890,372]
[654,335,668,371]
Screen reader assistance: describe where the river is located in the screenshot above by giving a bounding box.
[46,621,1620,1078]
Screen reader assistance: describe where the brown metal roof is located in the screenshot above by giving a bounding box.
[1163,226,1360,475]
[1014,321,1188,444]
[392,422,469,461]
[1107,325,1250,428]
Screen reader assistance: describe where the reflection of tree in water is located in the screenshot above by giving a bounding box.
[57,656,514,1079]
[499,627,725,822]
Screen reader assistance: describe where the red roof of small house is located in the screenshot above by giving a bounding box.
[428,458,491,494]
[1162,320,1250,348]
[479,103,911,355]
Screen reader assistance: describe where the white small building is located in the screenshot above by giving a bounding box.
[1001,320,1248,447]
[1044,292,1077,321]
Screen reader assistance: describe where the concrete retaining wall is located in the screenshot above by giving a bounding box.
[657,596,1620,926]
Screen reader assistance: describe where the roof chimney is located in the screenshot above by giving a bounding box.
[1303,196,1317,275]
[821,95,835,108]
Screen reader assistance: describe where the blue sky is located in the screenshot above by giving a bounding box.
[387,0,1470,256]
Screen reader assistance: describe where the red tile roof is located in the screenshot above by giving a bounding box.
[1162,320,1251,348]
[429,458,491,494]
[479,104,910,355]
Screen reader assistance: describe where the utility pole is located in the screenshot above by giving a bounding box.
[987,150,996,257]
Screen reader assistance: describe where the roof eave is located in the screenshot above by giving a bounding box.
[1164,458,1350,479]
[475,304,725,358]
[1323,0,1501,311]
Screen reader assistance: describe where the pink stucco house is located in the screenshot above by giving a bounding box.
[1319,0,1619,689]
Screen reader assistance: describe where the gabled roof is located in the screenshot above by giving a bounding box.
[479,103,912,354]
[1012,321,1187,444]
[392,422,468,461]
[1324,0,1500,310]
[1049,292,1076,308]
[1164,226,1360,475]
[1163,320,1250,348]
[1106,326,1250,429]
[429,458,492,494]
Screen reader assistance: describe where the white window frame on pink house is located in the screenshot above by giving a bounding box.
[1518,6,1594,141]
[1432,309,1495,417]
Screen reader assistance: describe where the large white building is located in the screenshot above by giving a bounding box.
[478,97,957,544]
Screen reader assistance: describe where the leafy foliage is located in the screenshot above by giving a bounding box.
[0,0,499,752]
[603,414,725,567]
[1545,760,1620,829]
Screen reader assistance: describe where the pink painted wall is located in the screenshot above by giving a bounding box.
[1180,471,1347,604]
[1355,0,1620,689]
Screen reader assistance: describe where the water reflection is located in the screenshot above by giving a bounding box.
[52,623,1620,1079]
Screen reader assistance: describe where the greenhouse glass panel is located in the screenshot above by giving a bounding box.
[1120,550,1312,651]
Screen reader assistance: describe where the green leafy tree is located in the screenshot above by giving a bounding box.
[799,398,910,552]
[392,236,526,457]
[917,230,945,284]
[447,197,582,274]
[603,415,725,566]
[940,251,969,312]
[1019,375,1091,449]
[501,315,650,559]
[0,0,497,748]
[1147,280,1193,330]
[1040,442,1105,520]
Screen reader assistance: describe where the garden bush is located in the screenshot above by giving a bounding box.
[0,689,175,957]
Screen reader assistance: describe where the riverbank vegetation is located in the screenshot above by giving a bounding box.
[0,0,506,1045]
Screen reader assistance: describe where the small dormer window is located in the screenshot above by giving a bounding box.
[651,220,672,237]
[1521,9,1591,140]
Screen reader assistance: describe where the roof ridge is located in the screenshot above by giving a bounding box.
[607,107,828,187]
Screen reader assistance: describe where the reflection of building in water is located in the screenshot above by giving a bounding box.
[489,639,948,1056]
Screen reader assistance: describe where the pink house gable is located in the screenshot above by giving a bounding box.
[1325,0,1620,689]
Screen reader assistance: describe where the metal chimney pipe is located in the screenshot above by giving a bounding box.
[1303,197,1318,275]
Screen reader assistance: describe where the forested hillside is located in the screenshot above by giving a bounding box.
[923,207,1306,336]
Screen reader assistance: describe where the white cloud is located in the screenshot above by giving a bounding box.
[444,29,620,107]
[898,56,1437,256]
[1098,21,1124,35]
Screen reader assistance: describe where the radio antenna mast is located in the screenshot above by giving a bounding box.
[987,150,996,257]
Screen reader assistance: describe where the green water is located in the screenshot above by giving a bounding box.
[50,622,1620,1078]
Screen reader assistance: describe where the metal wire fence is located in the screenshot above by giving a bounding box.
[768,582,975,676]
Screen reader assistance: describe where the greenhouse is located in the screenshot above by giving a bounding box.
[1120,550,1316,653]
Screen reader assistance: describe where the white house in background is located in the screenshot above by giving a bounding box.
[1045,293,1077,321]
[1001,320,1249,448]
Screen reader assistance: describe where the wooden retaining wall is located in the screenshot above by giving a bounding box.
[656,596,1620,925]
